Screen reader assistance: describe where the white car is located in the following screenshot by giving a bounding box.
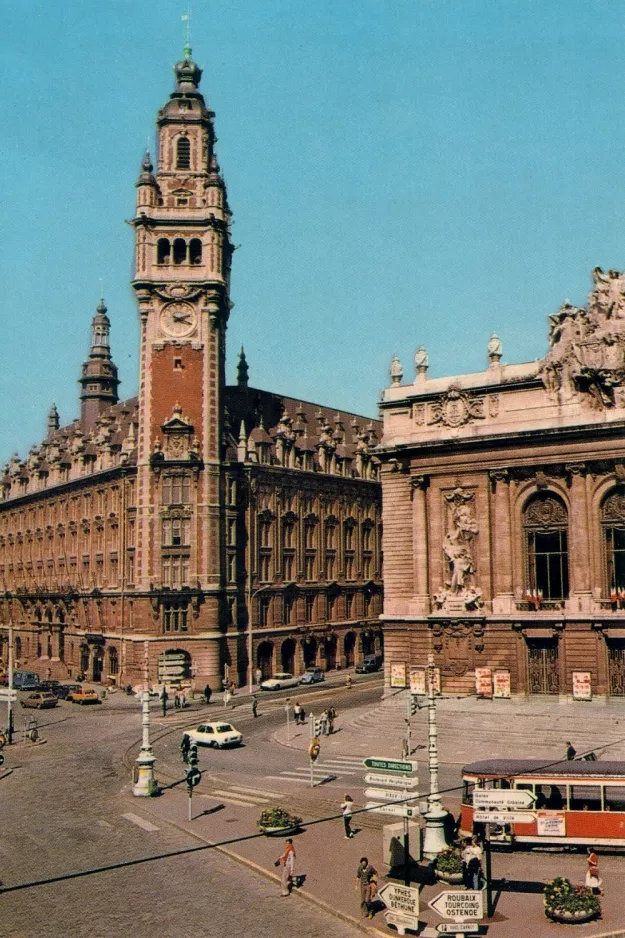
[259,672,301,691]
[184,722,243,748]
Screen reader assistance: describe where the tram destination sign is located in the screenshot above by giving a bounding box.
[472,789,536,810]
[363,757,416,774]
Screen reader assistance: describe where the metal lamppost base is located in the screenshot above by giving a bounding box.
[133,752,157,797]
[422,807,448,860]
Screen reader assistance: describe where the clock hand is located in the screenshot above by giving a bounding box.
[173,313,191,323]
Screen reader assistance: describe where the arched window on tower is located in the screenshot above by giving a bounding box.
[173,238,187,265]
[176,136,191,169]
[157,238,171,265]
[601,490,625,596]
[524,493,569,601]
[189,238,202,265]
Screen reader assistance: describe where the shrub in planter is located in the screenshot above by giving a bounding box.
[543,877,601,922]
[435,848,464,880]
[257,806,302,834]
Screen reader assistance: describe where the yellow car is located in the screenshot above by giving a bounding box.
[67,688,101,705]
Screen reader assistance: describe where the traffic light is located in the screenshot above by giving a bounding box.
[410,695,419,716]
[188,743,198,769]
[313,716,323,737]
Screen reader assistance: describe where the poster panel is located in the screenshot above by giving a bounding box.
[390,662,407,688]
[493,670,511,698]
[572,671,591,700]
[409,667,426,695]
[537,812,566,837]
[475,667,493,697]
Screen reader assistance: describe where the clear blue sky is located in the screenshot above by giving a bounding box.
[1,1,624,466]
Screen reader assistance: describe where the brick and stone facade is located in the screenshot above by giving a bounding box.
[379,269,625,698]
[0,47,382,690]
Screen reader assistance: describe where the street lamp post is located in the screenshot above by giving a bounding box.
[247,585,269,693]
[422,653,448,859]
[133,640,157,797]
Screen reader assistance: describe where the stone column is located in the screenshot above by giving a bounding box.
[489,469,513,614]
[411,475,429,615]
[566,463,591,609]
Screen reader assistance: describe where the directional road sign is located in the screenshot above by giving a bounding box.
[363,757,416,774]
[364,772,420,789]
[0,690,17,701]
[365,801,417,818]
[473,810,536,824]
[364,788,417,803]
[378,882,419,920]
[428,890,483,922]
[472,789,536,810]
[436,924,479,934]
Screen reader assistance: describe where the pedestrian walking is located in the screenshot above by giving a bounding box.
[180,733,191,764]
[355,857,377,918]
[203,683,212,705]
[585,848,603,895]
[341,794,355,839]
[223,687,230,708]
[277,838,296,896]
[293,701,302,725]
[160,688,168,717]
[251,695,258,718]
[327,706,336,734]
[255,667,262,686]
[320,710,329,736]
[174,692,181,709]
[462,837,483,890]
[345,674,353,689]
[564,740,577,760]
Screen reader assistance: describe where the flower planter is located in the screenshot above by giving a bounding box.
[436,870,464,885]
[259,825,300,837]
[545,908,598,924]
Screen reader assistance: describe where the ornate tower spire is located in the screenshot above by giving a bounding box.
[237,347,249,388]
[46,403,60,436]
[79,299,120,431]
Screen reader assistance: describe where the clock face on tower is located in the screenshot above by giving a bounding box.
[160,302,197,338]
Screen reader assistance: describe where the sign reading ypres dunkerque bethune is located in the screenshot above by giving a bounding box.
[428,889,484,922]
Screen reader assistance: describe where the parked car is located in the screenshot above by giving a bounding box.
[39,680,63,696]
[184,722,243,748]
[20,692,59,709]
[67,688,101,705]
[299,667,325,685]
[259,672,301,691]
[54,683,82,700]
[12,671,41,690]
[355,654,384,674]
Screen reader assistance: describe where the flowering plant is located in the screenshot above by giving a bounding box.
[257,806,302,830]
[543,877,600,919]
[435,848,463,874]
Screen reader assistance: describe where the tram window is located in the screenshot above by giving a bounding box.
[604,786,625,812]
[571,785,601,811]
[537,784,567,809]
[463,781,475,804]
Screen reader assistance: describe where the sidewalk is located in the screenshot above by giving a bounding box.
[139,691,625,938]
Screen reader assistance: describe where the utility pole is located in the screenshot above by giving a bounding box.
[133,640,157,796]
[422,654,448,859]
[6,624,14,744]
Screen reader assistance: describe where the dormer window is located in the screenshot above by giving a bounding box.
[176,198,188,207]
[176,136,191,169]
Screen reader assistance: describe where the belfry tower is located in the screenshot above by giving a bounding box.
[131,45,233,677]
[79,299,120,432]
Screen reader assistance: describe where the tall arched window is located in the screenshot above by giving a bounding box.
[602,491,625,593]
[176,136,191,169]
[189,238,202,264]
[524,493,569,600]
[157,238,171,264]
[173,238,187,265]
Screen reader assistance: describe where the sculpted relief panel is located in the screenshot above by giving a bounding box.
[540,268,625,408]
[433,486,483,613]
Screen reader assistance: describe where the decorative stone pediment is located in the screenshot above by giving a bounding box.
[153,404,198,464]
[540,268,625,408]
[428,384,485,428]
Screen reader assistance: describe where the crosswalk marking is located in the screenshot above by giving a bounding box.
[122,812,160,832]
[210,788,271,805]
[229,785,285,798]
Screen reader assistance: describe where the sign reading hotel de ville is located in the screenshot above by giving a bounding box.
[475,668,492,698]
[493,670,511,698]
[410,667,427,695]
[390,662,407,688]
[572,671,592,700]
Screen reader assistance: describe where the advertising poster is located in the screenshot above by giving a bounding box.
[475,667,492,697]
[572,671,592,700]
[390,662,407,688]
[409,667,427,695]
[493,670,511,698]
[537,813,566,837]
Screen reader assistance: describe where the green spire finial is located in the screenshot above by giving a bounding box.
[182,9,192,58]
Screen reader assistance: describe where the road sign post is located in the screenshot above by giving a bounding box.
[364,755,418,886]
[378,883,419,935]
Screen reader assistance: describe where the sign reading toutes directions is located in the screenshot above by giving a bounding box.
[429,890,484,923]
[363,755,418,819]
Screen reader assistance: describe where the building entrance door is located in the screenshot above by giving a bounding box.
[527,639,559,694]
[608,640,625,695]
